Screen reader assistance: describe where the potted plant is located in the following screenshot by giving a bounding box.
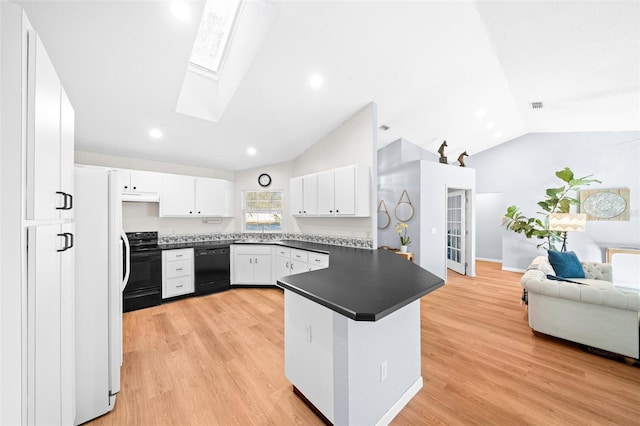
[502,167,600,250]
[395,222,412,253]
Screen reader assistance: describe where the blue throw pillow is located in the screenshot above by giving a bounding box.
[547,250,585,278]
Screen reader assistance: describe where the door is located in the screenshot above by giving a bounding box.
[160,174,195,216]
[317,171,335,215]
[302,174,318,215]
[334,166,355,215]
[447,190,466,274]
[290,177,304,215]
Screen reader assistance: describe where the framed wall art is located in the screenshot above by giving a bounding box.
[579,188,630,221]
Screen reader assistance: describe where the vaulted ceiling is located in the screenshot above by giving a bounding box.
[17,0,640,171]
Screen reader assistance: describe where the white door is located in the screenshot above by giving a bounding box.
[160,174,195,216]
[334,166,356,215]
[447,190,466,274]
[317,171,335,215]
[302,174,318,215]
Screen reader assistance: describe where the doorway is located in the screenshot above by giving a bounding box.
[447,189,471,275]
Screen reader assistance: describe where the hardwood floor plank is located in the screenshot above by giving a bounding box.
[87,262,640,425]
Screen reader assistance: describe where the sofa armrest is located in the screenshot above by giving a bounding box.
[581,261,612,281]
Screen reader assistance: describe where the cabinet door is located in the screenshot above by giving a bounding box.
[195,177,223,216]
[289,258,308,275]
[275,256,292,281]
[253,254,273,284]
[59,88,75,220]
[303,175,318,215]
[160,174,196,216]
[27,34,62,220]
[130,170,162,193]
[234,254,256,284]
[317,171,335,215]
[334,166,356,215]
[291,177,304,216]
[28,224,74,424]
[117,169,132,191]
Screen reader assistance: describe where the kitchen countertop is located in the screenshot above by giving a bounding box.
[158,239,444,321]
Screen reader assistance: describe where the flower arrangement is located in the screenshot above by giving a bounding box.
[395,222,411,246]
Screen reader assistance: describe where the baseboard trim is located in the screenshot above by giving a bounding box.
[476,257,501,263]
[375,376,423,426]
[502,266,526,273]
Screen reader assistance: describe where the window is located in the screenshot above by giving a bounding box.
[243,190,283,232]
[189,0,244,78]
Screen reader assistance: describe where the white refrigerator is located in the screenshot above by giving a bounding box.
[74,166,130,425]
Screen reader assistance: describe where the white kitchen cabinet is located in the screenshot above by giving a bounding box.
[317,171,335,215]
[290,164,370,218]
[291,175,318,216]
[120,169,162,194]
[160,174,234,217]
[275,247,329,280]
[162,248,194,299]
[26,33,75,221]
[231,245,273,285]
[27,223,75,425]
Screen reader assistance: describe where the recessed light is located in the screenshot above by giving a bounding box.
[486,122,495,129]
[171,2,190,21]
[309,74,323,89]
[247,147,257,156]
[493,131,503,138]
[149,128,163,139]
[475,108,487,118]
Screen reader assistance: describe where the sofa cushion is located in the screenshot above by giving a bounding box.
[548,250,585,278]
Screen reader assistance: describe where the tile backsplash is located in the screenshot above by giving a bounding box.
[158,232,373,249]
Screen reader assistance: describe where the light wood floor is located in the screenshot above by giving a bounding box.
[89,262,640,425]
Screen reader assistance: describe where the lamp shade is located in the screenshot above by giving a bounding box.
[548,213,587,232]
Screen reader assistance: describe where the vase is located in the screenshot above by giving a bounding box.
[400,245,408,253]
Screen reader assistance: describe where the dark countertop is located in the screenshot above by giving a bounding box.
[273,240,444,322]
[157,239,444,321]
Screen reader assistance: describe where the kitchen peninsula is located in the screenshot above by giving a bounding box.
[276,245,444,425]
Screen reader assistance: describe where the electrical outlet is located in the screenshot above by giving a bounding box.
[380,360,388,382]
[305,324,312,343]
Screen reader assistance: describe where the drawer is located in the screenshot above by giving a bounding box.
[291,249,309,263]
[276,247,291,258]
[164,248,193,261]
[309,253,329,268]
[164,276,194,299]
[165,259,192,278]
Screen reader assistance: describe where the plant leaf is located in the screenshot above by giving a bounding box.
[556,167,574,183]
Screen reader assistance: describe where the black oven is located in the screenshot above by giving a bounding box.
[123,232,162,312]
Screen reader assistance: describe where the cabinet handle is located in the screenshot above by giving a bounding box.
[250,258,253,264]
[336,209,339,213]
[255,258,258,264]
[329,210,333,213]
[303,211,306,213]
[133,186,137,190]
[291,263,294,270]
[298,211,302,214]
[124,185,129,189]
[286,261,289,268]
[56,191,73,210]
[176,254,183,257]
[176,284,183,288]
[56,232,74,252]
[189,211,193,214]
[198,211,201,214]
[176,268,183,271]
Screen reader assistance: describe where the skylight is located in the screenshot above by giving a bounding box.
[189,0,244,78]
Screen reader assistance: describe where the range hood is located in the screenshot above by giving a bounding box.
[121,191,160,202]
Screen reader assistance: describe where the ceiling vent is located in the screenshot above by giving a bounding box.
[530,101,544,109]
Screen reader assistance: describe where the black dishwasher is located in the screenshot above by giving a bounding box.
[194,246,230,295]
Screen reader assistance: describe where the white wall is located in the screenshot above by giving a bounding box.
[420,161,476,280]
[470,131,640,270]
[233,161,294,232]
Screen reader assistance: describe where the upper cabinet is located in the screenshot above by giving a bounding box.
[159,173,234,217]
[120,169,162,194]
[291,164,370,217]
[26,33,75,221]
[291,174,318,216]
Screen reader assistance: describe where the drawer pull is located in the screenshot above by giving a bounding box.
[176,254,183,257]
[176,268,183,271]
[176,284,183,288]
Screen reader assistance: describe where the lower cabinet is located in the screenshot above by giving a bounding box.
[162,248,194,299]
[231,245,273,285]
[275,247,329,281]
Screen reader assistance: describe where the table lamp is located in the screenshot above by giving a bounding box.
[548,213,587,252]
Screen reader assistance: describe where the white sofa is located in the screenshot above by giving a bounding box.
[521,256,640,359]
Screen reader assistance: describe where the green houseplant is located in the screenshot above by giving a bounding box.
[502,167,600,251]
